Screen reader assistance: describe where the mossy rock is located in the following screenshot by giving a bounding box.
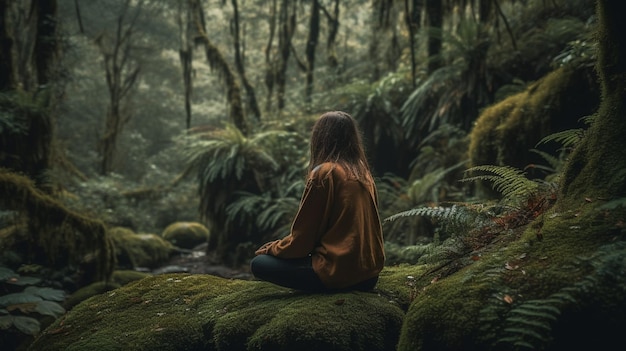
[63,270,151,310]
[109,227,176,269]
[161,222,210,249]
[111,270,151,286]
[468,64,600,196]
[396,207,626,351]
[30,273,405,351]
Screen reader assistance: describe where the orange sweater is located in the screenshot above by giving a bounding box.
[255,162,385,289]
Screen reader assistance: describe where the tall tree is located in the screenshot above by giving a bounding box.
[264,0,278,113]
[230,0,261,121]
[190,0,248,135]
[178,0,194,130]
[304,0,321,110]
[263,0,296,113]
[0,0,60,189]
[369,0,402,81]
[275,0,297,111]
[405,0,423,87]
[425,0,443,74]
[96,0,142,175]
[322,0,340,70]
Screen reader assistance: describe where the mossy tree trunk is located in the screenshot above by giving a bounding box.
[558,0,626,204]
[190,0,249,136]
[0,0,59,190]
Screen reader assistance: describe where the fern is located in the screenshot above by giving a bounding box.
[536,128,585,149]
[477,242,626,351]
[385,204,467,224]
[461,165,540,204]
[225,189,300,235]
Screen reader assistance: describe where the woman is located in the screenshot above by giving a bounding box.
[250,111,385,292]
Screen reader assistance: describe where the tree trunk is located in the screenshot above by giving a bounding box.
[276,0,296,111]
[425,0,442,74]
[264,0,277,114]
[558,0,626,203]
[231,0,261,121]
[178,0,193,130]
[0,0,59,190]
[323,0,340,69]
[189,0,248,135]
[304,0,320,111]
[405,0,422,88]
[97,0,141,175]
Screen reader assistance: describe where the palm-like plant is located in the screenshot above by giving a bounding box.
[179,123,307,265]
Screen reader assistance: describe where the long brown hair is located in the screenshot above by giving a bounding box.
[307,111,373,183]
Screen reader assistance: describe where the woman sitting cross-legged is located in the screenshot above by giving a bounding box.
[250,110,385,293]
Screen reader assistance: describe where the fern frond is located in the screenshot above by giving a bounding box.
[384,205,464,223]
[462,165,539,203]
[536,128,585,148]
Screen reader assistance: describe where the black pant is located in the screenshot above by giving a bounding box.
[250,254,378,292]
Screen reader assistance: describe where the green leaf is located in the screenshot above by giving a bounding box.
[6,276,41,286]
[13,316,40,335]
[24,286,66,302]
[0,315,13,329]
[0,292,43,307]
[0,267,17,280]
[34,301,65,318]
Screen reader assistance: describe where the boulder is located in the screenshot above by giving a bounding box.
[30,274,406,351]
[161,222,210,250]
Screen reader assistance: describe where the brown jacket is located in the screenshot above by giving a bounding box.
[255,162,385,289]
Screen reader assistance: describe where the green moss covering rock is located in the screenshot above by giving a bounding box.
[161,222,210,249]
[468,64,599,177]
[109,227,176,269]
[30,274,405,351]
[396,206,626,351]
[63,270,151,311]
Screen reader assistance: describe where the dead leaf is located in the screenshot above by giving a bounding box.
[503,294,514,304]
[334,299,345,306]
[505,262,518,270]
[7,302,38,314]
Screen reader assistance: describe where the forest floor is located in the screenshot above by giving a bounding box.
[151,245,254,282]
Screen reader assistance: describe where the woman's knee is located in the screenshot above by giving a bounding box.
[250,254,275,276]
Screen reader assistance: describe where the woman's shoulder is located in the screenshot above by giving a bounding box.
[311,162,346,180]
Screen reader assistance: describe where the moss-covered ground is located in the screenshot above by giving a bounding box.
[30,273,405,351]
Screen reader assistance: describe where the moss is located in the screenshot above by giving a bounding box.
[111,270,151,286]
[396,201,626,351]
[63,271,150,310]
[30,274,405,351]
[0,169,114,282]
[469,64,600,175]
[63,281,121,311]
[161,222,210,249]
[109,227,176,269]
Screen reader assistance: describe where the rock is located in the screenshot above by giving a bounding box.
[161,222,210,250]
[30,274,405,351]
